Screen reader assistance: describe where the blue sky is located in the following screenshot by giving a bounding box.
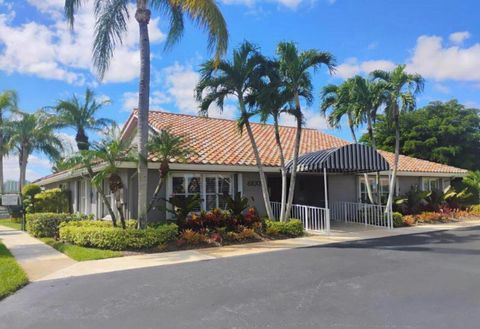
[1,0,480,181]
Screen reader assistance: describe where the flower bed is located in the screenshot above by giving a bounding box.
[400,206,480,226]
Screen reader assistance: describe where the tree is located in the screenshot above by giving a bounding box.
[320,76,388,204]
[371,64,424,213]
[0,90,17,195]
[195,41,275,219]
[91,125,137,229]
[360,100,480,171]
[462,171,480,203]
[276,42,335,217]
[7,111,63,190]
[52,88,113,151]
[255,60,293,221]
[65,0,228,228]
[146,129,194,214]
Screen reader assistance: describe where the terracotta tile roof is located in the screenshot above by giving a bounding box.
[137,110,467,174]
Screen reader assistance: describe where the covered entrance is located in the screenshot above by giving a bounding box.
[271,144,393,233]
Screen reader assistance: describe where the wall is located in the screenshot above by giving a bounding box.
[328,174,358,203]
[242,172,266,216]
[398,176,421,195]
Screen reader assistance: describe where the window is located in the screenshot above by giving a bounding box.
[169,173,233,212]
[360,177,390,204]
[423,178,441,191]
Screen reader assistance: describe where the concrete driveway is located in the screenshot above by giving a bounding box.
[1,226,480,329]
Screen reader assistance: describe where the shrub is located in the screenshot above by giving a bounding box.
[392,212,404,228]
[59,222,178,250]
[21,184,42,213]
[34,188,70,213]
[178,229,206,245]
[26,213,91,238]
[402,215,416,226]
[265,219,304,237]
[182,207,262,232]
[469,204,480,214]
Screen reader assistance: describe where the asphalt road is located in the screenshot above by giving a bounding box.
[1,226,480,329]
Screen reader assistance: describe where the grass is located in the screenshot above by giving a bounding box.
[0,242,28,300]
[40,238,123,262]
[0,218,21,230]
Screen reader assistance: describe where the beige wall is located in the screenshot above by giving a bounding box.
[328,174,358,203]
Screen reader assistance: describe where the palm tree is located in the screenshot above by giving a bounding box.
[90,126,137,229]
[0,90,17,195]
[320,77,379,204]
[255,60,292,221]
[7,111,63,191]
[146,129,194,214]
[195,41,275,219]
[371,64,424,213]
[52,88,113,151]
[276,42,335,218]
[463,170,480,203]
[65,0,228,228]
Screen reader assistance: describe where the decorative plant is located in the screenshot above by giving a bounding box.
[223,192,250,218]
[166,194,201,227]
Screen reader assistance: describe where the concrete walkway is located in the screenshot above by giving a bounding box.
[2,220,480,283]
[0,226,75,281]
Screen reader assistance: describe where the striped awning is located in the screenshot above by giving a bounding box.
[286,144,390,173]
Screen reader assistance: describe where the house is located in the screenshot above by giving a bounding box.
[35,110,468,231]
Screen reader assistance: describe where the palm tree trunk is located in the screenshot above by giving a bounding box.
[349,115,374,204]
[273,115,287,222]
[240,103,273,219]
[285,95,302,219]
[147,167,167,214]
[75,128,89,151]
[369,115,382,204]
[87,167,117,227]
[135,1,151,229]
[385,110,400,213]
[18,147,28,192]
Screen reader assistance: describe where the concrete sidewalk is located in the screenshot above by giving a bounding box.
[0,226,75,281]
[2,220,480,283]
[39,220,480,282]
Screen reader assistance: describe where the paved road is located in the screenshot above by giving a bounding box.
[2,226,480,329]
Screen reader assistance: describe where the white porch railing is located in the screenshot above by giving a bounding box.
[330,201,393,229]
[271,201,330,233]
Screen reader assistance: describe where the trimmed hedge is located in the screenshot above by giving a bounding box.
[59,221,178,250]
[265,219,304,237]
[26,213,92,238]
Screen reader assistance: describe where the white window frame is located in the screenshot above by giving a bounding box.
[421,177,442,191]
[167,173,234,215]
[357,175,398,203]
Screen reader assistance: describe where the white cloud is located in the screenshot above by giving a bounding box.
[335,57,396,79]
[121,91,170,112]
[433,83,450,94]
[449,31,471,45]
[406,33,480,81]
[278,108,328,130]
[3,155,52,182]
[0,2,164,84]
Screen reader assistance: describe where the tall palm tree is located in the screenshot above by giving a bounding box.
[65,0,228,228]
[52,88,113,151]
[7,111,63,191]
[371,64,424,213]
[195,41,275,219]
[0,90,17,195]
[255,60,292,221]
[277,42,335,217]
[146,129,194,214]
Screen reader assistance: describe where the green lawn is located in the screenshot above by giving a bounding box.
[40,238,123,261]
[0,218,21,230]
[0,242,28,299]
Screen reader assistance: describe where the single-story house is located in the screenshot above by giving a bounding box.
[35,110,468,231]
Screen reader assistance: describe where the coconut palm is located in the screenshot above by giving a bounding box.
[371,64,424,213]
[146,129,194,214]
[195,41,275,219]
[276,42,335,217]
[65,0,228,228]
[52,88,113,151]
[0,90,17,195]
[463,170,480,203]
[7,111,63,191]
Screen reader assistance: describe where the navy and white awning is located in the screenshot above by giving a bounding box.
[286,144,390,173]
